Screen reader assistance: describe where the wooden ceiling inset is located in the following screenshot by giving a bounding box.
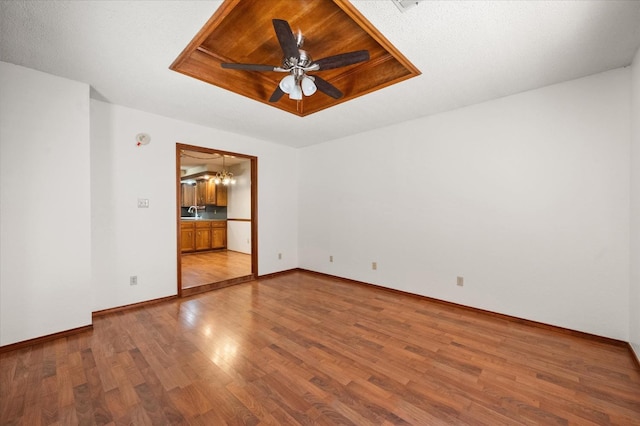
[170,0,421,117]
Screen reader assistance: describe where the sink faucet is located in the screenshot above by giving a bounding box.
[187,205,199,219]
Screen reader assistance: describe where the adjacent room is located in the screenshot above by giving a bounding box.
[1,0,640,424]
[178,146,255,294]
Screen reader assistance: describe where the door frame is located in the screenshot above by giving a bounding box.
[176,143,258,297]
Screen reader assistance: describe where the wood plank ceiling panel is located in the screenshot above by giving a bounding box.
[170,0,420,116]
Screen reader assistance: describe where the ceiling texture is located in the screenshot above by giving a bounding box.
[1,1,640,148]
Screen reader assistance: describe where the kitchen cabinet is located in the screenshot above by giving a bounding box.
[181,183,196,207]
[180,222,196,252]
[195,180,208,205]
[182,172,229,206]
[194,178,224,206]
[212,221,227,248]
[215,184,227,206]
[181,220,226,252]
[206,180,217,205]
[195,221,212,251]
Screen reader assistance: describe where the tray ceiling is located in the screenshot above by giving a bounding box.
[170,0,420,116]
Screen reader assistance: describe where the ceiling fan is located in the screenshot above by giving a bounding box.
[221,19,370,102]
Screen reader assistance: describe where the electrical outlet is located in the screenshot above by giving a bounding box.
[457,276,464,286]
[329,255,333,263]
[137,198,149,208]
[278,253,282,260]
[130,276,138,286]
[372,262,377,270]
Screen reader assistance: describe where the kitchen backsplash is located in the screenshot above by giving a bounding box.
[181,206,227,220]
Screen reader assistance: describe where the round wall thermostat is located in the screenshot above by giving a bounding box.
[136,133,151,145]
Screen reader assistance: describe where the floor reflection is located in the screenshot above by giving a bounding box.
[181,251,251,289]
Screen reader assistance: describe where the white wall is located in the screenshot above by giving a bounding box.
[299,68,631,340]
[0,62,92,346]
[227,221,252,254]
[2,60,635,347]
[227,162,252,254]
[228,162,252,219]
[631,48,640,359]
[91,100,298,311]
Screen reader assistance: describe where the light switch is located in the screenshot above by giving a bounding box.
[137,198,149,208]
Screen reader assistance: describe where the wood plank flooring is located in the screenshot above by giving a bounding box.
[181,251,252,289]
[2,270,640,425]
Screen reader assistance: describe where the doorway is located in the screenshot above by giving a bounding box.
[176,143,258,297]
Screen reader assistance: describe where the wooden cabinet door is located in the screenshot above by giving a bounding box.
[195,228,211,250]
[196,180,207,205]
[212,227,226,249]
[180,223,195,252]
[205,179,217,205]
[181,183,196,207]
[216,184,227,206]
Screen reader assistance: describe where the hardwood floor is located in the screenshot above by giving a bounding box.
[181,250,252,289]
[2,270,640,425]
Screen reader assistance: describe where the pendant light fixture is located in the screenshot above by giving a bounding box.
[213,155,236,185]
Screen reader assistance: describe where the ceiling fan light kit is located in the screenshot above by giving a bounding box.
[221,18,371,103]
[301,76,317,96]
[279,75,305,100]
[169,0,421,116]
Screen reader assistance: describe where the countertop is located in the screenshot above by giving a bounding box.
[180,218,227,221]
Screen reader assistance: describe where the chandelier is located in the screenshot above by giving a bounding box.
[214,156,236,185]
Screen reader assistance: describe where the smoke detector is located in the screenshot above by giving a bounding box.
[391,0,420,12]
[135,133,151,146]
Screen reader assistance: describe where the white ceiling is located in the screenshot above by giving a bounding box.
[1,1,639,148]
[180,150,247,172]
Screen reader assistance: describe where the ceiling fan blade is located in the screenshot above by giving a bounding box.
[313,76,343,99]
[221,63,281,72]
[272,19,299,60]
[269,86,286,102]
[313,50,370,71]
